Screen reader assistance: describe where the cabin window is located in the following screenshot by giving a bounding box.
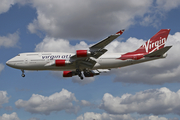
[30,59,45,61]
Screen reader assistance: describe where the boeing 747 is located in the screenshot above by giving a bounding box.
[6,29,172,80]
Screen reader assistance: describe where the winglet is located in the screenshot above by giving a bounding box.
[115,29,125,35]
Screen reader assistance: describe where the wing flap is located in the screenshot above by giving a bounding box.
[92,49,108,58]
[97,69,110,73]
[79,58,96,69]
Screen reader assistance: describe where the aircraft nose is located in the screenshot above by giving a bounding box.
[6,56,24,69]
[6,57,17,68]
[6,60,13,67]
[6,61,9,66]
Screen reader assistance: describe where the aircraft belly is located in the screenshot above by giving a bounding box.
[94,58,125,69]
[16,61,75,71]
[94,57,162,69]
[44,65,76,71]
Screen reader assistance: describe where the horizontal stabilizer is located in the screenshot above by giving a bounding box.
[144,46,172,57]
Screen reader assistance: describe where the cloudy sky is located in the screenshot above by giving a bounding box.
[1,0,180,120]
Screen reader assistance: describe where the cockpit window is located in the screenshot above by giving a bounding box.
[17,54,20,56]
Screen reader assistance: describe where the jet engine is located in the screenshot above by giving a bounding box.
[83,70,100,77]
[63,71,77,77]
[55,60,70,66]
[76,50,91,57]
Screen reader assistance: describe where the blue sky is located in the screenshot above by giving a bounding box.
[1,0,180,120]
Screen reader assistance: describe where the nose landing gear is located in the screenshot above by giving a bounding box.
[21,70,25,77]
[76,69,83,80]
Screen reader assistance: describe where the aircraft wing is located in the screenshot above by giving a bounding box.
[90,29,125,50]
[74,57,97,69]
[89,29,125,58]
[70,30,125,69]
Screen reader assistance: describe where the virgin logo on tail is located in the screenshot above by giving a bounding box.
[143,37,167,53]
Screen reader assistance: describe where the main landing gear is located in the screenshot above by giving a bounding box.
[21,70,25,77]
[76,69,83,80]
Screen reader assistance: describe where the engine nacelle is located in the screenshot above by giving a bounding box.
[55,60,70,66]
[63,71,73,77]
[63,71,77,77]
[83,71,100,77]
[84,72,95,77]
[76,50,91,57]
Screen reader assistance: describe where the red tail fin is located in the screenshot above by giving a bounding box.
[119,29,170,60]
[135,29,170,54]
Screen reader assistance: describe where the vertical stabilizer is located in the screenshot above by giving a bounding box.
[119,29,171,60]
[135,29,170,54]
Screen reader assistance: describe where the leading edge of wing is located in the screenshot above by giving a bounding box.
[89,29,125,51]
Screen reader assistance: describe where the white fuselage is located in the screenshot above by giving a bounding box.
[6,52,164,71]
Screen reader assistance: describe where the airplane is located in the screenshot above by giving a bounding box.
[6,29,172,80]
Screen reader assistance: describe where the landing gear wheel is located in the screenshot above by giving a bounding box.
[76,69,84,80]
[21,74,25,77]
[76,69,81,73]
[21,70,25,77]
[78,74,84,80]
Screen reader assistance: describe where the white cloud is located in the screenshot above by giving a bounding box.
[35,36,89,52]
[0,91,9,108]
[15,89,79,115]
[0,112,20,120]
[23,0,180,39]
[25,0,156,40]
[156,0,180,11]
[0,64,5,74]
[138,116,178,120]
[28,118,40,120]
[0,31,19,48]
[76,112,177,120]
[100,87,180,115]
[0,0,16,14]
[106,38,145,53]
[80,100,92,107]
[76,112,134,120]
[140,0,180,27]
